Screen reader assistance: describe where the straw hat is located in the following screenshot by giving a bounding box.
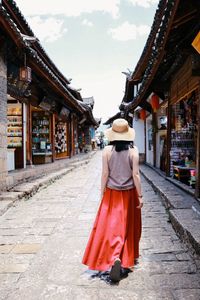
[105,118,135,142]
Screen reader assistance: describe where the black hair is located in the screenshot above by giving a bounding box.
[109,140,134,152]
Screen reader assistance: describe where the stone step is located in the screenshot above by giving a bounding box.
[140,164,200,257]
[0,154,95,216]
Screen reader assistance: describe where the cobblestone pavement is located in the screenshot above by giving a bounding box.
[0,152,200,300]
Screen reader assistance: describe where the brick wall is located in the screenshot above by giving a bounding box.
[0,43,7,190]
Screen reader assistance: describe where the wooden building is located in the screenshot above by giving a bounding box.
[120,0,200,198]
[0,0,98,189]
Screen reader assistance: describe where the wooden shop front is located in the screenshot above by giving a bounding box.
[167,55,200,195]
[30,105,54,165]
[55,107,70,159]
[7,98,25,170]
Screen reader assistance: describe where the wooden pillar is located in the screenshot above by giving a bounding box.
[144,117,147,163]
[74,116,78,155]
[68,114,72,158]
[26,103,32,165]
[0,39,7,190]
[152,112,157,167]
[66,121,69,157]
[51,113,55,162]
[195,86,200,198]
[166,100,172,177]
[84,125,92,152]
[71,115,75,156]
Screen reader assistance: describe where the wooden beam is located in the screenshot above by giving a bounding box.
[2,1,70,86]
[129,50,166,111]
[195,86,200,198]
[172,9,197,29]
[152,112,157,167]
[26,103,32,165]
[51,113,56,162]
[144,118,147,163]
[126,0,181,113]
[132,0,168,81]
[140,101,152,113]
[166,99,172,177]
[28,59,84,114]
[0,14,23,48]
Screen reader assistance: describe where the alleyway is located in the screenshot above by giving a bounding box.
[0,152,200,300]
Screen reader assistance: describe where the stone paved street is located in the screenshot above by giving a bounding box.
[0,151,200,300]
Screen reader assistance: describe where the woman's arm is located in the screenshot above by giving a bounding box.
[131,147,143,209]
[101,147,109,198]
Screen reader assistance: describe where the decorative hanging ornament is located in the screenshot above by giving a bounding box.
[151,94,159,112]
[19,66,32,82]
[19,53,32,82]
[140,109,146,120]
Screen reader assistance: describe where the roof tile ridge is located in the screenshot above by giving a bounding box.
[5,0,72,86]
[132,0,167,81]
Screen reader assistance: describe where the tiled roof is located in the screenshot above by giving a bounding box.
[104,112,121,125]
[77,101,99,126]
[1,0,99,123]
[4,0,71,85]
[131,0,168,81]
[0,0,85,113]
[121,0,180,112]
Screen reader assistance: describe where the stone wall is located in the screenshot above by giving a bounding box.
[0,43,7,191]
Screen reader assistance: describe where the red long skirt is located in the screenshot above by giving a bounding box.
[82,187,142,271]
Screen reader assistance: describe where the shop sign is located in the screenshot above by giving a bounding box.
[59,107,70,119]
[192,31,200,54]
[39,97,52,111]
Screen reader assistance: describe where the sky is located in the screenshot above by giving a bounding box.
[15,0,159,123]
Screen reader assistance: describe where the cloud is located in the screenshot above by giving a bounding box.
[82,19,93,27]
[26,16,67,42]
[128,0,159,8]
[76,74,125,122]
[108,21,150,41]
[15,0,120,18]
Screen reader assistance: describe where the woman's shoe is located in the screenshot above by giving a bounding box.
[110,258,121,282]
[120,267,131,278]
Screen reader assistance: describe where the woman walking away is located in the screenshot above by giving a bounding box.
[82,118,143,282]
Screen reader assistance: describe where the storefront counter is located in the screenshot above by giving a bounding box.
[32,152,52,164]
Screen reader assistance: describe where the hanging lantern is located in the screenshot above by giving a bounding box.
[19,53,32,82]
[139,109,146,120]
[151,94,159,112]
[19,66,32,82]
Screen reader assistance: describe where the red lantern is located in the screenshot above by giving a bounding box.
[140,109,146,120]
[151,94,159,112]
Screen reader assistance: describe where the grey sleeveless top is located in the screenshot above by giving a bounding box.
[107,147,135,190]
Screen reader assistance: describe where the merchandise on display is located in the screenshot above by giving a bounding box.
[170,96,197,186]
[7,103,22,148]
[55,122,67,154]
[32,111,52,154]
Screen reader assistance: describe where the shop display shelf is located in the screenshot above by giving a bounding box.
[32,132,49,134]
[8,143,22,147]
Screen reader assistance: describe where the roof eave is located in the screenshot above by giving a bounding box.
[125,0,180,112]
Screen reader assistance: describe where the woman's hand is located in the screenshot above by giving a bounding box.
[137,196,143,209]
